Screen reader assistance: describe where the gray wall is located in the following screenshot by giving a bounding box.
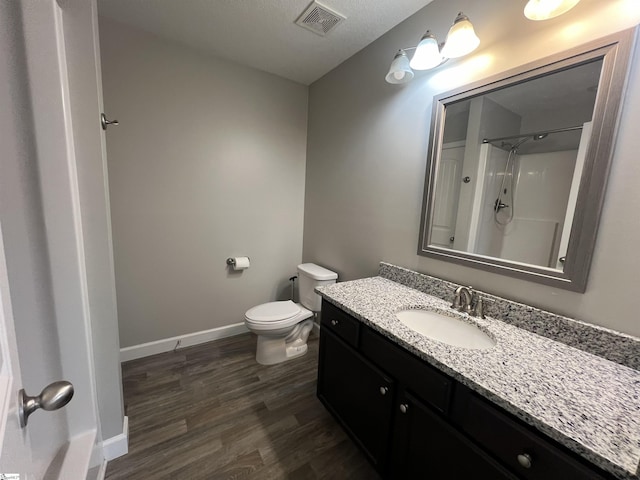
[100,19,308,347]
[304,0,640,337]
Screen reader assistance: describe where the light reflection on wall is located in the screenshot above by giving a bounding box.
[428,54,494,91]
[560,0,640,41]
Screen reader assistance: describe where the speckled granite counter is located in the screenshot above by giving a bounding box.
[316,276,640,480]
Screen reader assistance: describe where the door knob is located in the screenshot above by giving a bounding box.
[517,453,533,469]
[101,113,119,130]
[19,381,74,427]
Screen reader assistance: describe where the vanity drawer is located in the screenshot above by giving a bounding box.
[321,300,360,348]
[360,326,452,415]
[453,387,609,480]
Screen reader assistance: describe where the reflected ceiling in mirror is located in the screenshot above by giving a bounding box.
[418,29,635,292]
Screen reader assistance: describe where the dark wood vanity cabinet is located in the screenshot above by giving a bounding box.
[317,300,614,480]
[451,386,609,480]
[317,327,395,470]
[391,389,516,479]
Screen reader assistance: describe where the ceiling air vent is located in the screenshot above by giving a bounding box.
[295,1,345,37]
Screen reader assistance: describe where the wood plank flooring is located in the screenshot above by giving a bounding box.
[106,333,379,480]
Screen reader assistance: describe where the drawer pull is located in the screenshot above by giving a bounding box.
[379,386,388,396]
[517,453,533,469]
[331,319,339,326]
[399,403,409,414]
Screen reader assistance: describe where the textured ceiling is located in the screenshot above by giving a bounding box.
[97,0,434,85]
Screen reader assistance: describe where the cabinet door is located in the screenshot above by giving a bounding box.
[317,328,394,471]
[452,386,612,480]
[392,391,517,480]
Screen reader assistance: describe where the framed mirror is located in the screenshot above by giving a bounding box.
[418,29,635,292]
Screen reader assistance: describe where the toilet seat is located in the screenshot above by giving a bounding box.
[245,300,300,322]
[245,301,312,330]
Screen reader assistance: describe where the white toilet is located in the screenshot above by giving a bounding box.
[244,263,337,365]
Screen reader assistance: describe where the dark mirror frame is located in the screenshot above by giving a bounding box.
[418,28,636,292]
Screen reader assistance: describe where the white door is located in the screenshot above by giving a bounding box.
[0,224,34,478]
[0,0,107,477]
[556,122,593,270]
[430,144,466,247]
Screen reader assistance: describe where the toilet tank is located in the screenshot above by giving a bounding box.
[297,263,338,311]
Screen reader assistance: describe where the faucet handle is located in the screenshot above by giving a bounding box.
[471,294,486,319]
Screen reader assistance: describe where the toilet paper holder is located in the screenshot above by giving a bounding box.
[226,257,250,267]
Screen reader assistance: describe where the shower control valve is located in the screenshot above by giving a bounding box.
[494,198,509,212]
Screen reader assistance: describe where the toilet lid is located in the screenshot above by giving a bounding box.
[245,300,301,322]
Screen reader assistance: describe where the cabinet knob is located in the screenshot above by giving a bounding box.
[331,319,339,326]
[517,453,532,469]
[399,403,409,414]
[379,386,388,396]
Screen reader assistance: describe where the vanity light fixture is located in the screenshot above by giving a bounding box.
[385,11,480,84]
[385,50,415,84]
[440,12,481,59]
[524,0,581,20]
[410,31,444,70]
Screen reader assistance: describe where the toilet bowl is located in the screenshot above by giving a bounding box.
[245,301,314,365]
[244,263,337,365]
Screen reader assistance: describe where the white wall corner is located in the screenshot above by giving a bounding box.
[102,415,129,461]
[120,323,249,362]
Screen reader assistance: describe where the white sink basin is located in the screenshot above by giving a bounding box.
[396,309,496,350]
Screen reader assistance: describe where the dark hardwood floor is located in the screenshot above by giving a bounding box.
[106,332,379,480]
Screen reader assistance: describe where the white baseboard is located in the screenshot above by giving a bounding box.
[103,416,129,461]
[120,323,249,362]
[58,429,95,480]
[93,460,107,480]
[312,321,321,335]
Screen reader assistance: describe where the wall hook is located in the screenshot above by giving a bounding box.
[101,113,119,130]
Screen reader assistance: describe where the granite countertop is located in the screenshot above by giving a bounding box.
[316,276,640,480]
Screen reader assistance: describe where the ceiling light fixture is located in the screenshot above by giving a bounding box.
[524,0,581,20]
[385,12,480,84]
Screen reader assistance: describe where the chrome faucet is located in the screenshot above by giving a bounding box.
[451,286,487,318]
[451,286,474,314]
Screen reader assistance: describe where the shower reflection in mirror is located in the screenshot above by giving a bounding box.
[429,58,602,271]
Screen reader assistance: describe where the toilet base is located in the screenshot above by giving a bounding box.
[255,319,313,365]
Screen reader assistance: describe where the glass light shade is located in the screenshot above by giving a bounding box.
[441,12,480,59]
[409,31,443,70]
[385,50,414,84]
[524,0,581,20]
